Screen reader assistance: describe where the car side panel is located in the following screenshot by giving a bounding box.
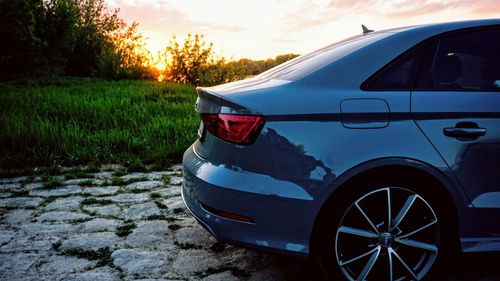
[186,85,489,255]
[412,91,500,235]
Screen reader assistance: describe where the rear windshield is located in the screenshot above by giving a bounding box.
[257,32,392,81]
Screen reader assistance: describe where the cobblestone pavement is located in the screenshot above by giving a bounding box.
[0,164,499,281]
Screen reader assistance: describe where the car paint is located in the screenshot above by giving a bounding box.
[412,91,500,235]
[182,19,500,259]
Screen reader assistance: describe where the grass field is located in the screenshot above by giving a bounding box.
[0,78,199,171]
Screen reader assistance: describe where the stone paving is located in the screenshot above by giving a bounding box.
[0,164,281,281]
[0,164,499,281]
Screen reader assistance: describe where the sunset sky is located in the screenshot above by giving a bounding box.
[106,0,500,60]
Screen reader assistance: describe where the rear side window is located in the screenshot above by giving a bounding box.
[257,32,392,81]
[363,44,427,90]
[420,28,500,91]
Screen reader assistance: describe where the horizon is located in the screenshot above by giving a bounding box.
[107,0,500,61]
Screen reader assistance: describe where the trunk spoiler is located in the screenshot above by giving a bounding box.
[195,87,261,115]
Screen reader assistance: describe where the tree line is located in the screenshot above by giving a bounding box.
[162,34,299,85]
[0,0,152,79]
[0,0,299,85]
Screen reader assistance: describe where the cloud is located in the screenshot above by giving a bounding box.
[271,36,300,44]
[281,0,499,31]
[198,24,248,34]
[382,1,451,19]
[117,6,197,34]
[450,0,500,16]
[278,0,380,31]
[107,0,500,60]
[111,0,250,35]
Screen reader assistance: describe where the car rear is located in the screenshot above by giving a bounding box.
[182,82,321,257]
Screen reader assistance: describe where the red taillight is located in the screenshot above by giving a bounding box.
[200,113,265,144]
[201,203,254,223]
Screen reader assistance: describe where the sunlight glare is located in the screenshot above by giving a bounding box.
[156,62,166,71]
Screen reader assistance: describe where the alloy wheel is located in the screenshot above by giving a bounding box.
[335,187,439,281]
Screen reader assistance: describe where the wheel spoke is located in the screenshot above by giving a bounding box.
[395,238,438,252]
[386,188,392,231]
[355,202,380,235]
[392,194,417,230]
[338,225,378,238]
[390,248,419,280]
[339,246,380,266]
[397,220,437,239]
[388,248,394,281]
[357,246,381,281]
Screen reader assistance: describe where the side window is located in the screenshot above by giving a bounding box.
[364,44,426,90]
[423,28,500,91]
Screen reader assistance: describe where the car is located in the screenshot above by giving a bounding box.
[181,19,500,281]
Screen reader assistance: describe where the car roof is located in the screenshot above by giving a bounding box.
[270,19,500,83]
[378,18,500,34]
[296,18,500,88]
[204,19,500,96]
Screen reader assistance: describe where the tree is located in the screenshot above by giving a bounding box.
[165,34,213,85]
[0,0,150,79]
[38,0,80,74]
[100,21,153,79]
[275,53,299,65]
[224,53,300,80]
[0,0,44,75]
[0,0,299,81]
[66,0,124,76]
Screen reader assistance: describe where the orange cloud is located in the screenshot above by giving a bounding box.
[107,0,500,60]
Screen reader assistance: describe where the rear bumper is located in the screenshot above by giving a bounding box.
[182,144,317,258]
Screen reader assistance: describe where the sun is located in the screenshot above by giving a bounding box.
[156,61,166,71]
[155,62,167,82]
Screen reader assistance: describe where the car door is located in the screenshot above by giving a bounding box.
[411,27,500,234]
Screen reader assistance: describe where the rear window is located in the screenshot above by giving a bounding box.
[257,32,392,81]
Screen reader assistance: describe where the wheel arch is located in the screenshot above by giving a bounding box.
[310,157,463,256]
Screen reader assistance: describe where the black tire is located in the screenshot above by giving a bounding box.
[315,176,452,281]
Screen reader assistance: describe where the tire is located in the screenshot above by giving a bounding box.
[316,176,449,281]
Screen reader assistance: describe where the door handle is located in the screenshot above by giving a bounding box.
[443,126,486,140]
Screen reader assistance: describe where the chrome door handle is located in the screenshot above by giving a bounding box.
[443,127,486,139]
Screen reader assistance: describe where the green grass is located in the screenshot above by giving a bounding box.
[168,224,182,230]
[0,78,199,169]
[81,198,114,205]
[64,168,93,179]
[126,158,147,172]
[99,179,111,186]
[79,180,94,186]
[112,168,128,177]
[43,176,64,189]
[61,247,113,267]
[161,174,171,185]
[154,200,167,209]
[110,177,126,186]
[150,192,162,199]
[115,221,136,237]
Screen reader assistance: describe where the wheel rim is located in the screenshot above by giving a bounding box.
[335,187,439,281]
